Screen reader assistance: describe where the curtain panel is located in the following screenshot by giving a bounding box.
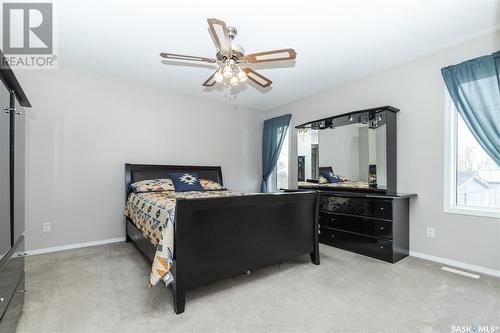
[441,51,500,165]
[261,114,292,192]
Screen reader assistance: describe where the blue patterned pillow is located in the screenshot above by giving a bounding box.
[169,172,205,192]
[321,171,343,183]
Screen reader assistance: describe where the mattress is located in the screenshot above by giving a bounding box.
[125,190,244,287]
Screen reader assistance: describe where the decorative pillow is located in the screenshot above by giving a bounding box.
[200,179,226,191]
[321,171,344,183]
[319,175,329,184]
[129,178,174,193]
[169,172,205,192]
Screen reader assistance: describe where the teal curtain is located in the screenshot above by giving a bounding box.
[261,114,292,192]
[441,51,500,165]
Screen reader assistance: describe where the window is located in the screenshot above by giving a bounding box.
[276,129,290,190]
[444,92,500,218]
[268,129,289,191]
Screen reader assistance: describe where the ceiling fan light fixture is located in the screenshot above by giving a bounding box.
[237,69,247,82]
[161,18,296,90]
[229,76,239,86]
[223,65,233,78]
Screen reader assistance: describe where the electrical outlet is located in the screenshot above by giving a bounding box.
[42,222,51,233]
[426,227,435,239]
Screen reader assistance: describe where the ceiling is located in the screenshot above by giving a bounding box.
[58,0,499,110]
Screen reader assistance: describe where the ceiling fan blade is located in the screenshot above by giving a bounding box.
[202,71,217,87]
[244,48,297,63]
[243,68,272,88]
[160,52,216,63]
[207,18,232,55]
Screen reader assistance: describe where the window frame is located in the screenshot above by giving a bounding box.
[443,91,500,219]
[269,128,290,192]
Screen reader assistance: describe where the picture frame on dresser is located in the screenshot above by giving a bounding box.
[291,106,417,263]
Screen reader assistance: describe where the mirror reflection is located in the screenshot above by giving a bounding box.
[297,111,387,190]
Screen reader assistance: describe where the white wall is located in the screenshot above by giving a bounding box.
[266,31,500,272]
[17,66,263,251]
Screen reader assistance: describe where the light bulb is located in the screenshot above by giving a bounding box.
[237,70,247,82]
[223,65,233,78]
[214,69,223,82]
[230,76,239,86]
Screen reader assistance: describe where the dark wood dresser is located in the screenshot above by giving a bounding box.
[318,191,415,263]
[292,106,417,263]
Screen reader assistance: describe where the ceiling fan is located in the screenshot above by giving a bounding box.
[160,18,296,89]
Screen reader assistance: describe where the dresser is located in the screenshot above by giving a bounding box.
[292,106,416,263]
[317,191,415,263]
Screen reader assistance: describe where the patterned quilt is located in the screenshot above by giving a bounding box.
[125,190,243,287]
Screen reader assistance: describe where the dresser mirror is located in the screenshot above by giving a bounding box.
[296,106,398,193]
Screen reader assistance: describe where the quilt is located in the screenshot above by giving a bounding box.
[125,190,244,287]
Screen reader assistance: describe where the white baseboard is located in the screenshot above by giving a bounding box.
[25,240,500,278]
[27,237,126,256]
[410,250,500,278]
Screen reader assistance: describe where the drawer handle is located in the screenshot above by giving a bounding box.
[17,289,27,294]
[3,107,21,115]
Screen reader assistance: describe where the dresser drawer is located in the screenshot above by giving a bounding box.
[0,273,24,332]
[319,213,392,239]
[319,228,393,263]
[321,196,370,216]
[0,238,24,319]
[321,196,393,219]
[374,200,392,219]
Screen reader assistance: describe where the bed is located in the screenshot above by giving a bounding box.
[124,164,320,314]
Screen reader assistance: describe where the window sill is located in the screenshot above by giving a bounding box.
[444,206,500,219]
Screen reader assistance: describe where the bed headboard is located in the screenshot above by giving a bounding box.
[319,166,333,175]
[125,164,223,196]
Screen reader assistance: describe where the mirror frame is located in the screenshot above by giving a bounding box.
[295,105,399,194]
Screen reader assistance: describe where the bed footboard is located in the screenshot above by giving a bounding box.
[172,191,319,314]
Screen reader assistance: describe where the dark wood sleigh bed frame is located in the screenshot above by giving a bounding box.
[124,164,320,314]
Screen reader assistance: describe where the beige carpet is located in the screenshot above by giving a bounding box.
[16,242,500,333]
